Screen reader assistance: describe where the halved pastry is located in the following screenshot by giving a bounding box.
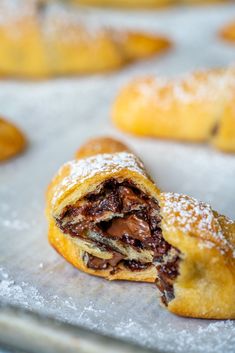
[0,117,27,161]
[46,137,235,318]
[112,68,235,152]
[0,0,171,78]
[47,137,161,283]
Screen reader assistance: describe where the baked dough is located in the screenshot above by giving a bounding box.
[47,137,160,283]
[112,68,235,152]
[72,0,175,7]
[72,0,226,8]
[46,137,235,319]
[0,1,171,78]
[219,20,235,44]
[75,136,131,159]
[0,118,27,161]
[160,192,235,319]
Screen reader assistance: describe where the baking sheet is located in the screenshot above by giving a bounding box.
[0,3,235,353]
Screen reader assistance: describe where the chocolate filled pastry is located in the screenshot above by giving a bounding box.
[112,68,235,153]
[0,1,171,78]
[71,0,176,8]
[46,137,235,318]
[71,0,226,8]
[0,117,27,161]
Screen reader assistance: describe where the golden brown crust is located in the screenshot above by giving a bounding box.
[72,0,226,8]
[219,20,235,44]
[75,137,130,160]
[119,32,171,61]
[112,68,235,152]
[71,0,175,8]
[160,192,235,319]
[46,150,158,218]
[46,137,235,318]
[47,137,160,283]
[0,118,27,161]
[0,1,171,78]
[211,93,235,152]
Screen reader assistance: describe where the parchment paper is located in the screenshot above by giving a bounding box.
[0,3,235,353]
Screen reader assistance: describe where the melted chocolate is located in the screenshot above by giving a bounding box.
[56,178,180,306]
[107,214,151,241]
[211,122,220,137]
[123,260,151,271]
[156,255,180,305]
[85,251,124,270]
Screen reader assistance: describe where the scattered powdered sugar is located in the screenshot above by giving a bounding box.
[198,320,234,333]
[0,6,234,353]
[135,67,235,109]
[113,318,235,353]
[38,262,44,269]
[0,267,234,353]
[0,267,108,328]
[0,206,31,231]
[0,268,9,280]
[1,219,30,231]
[161,192,234,256]
[51,152,147,207]
[0,0,126,44]
[0,267,79,318]
[0,0,35,25]
[0,268,45,308]
[43,3,115,43]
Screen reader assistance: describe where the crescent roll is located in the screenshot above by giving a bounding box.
[112,68,235,152]
[46,137,235,319]
[219,20,235,44]
[0,118,27,161]
[71,0,175,8]
[72,0,226,8]
[0,1,171,78]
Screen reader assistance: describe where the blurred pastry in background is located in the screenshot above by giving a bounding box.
[71,0,227,8]
[71,0,175,7]
[0,118,27,161]
[219,20,235,44]
[75,136,130,159]
[112,68,235,153]
[0,1,171,78]
[46,136,235,319]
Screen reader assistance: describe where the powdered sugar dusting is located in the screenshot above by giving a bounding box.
[0,267,112,329]
[0,206,31,231]
[161,192,234,256]
[136,67,235,109]
[0,5,234,353]
[0,0,35,25]
[0,0,125,44]
[1,266,234,353]
[0,268,45,308]
[51,152,147,207]
[43,3,119,43]
[113,318,235,353]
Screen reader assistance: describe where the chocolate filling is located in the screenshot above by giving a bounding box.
[56,178,180,305]
[211,122,220,137]
[83,251,124,270]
